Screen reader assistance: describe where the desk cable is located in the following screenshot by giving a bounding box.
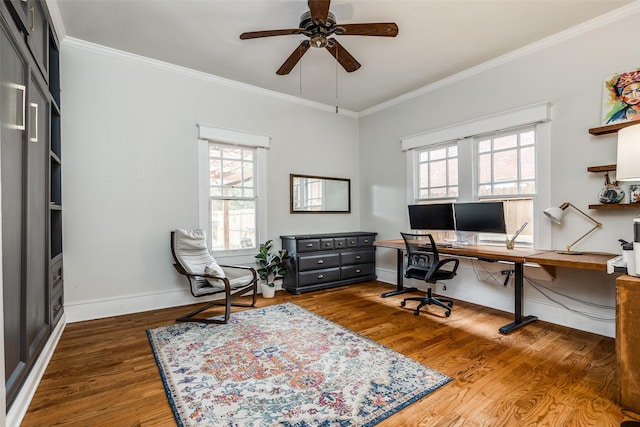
[524,276,615,321]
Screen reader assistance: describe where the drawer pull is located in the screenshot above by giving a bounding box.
[306,243,314,248]
[356,269,361,273]
[318,274,324,279]
[364,239,369,243]
[356,255,361,260]
[53,275,62,281]
[53,304,62,312]
[317,259,324,264]
[325,242,331,246]
[338,242,344,246]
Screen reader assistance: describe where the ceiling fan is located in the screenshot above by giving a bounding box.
[239,0,398,75]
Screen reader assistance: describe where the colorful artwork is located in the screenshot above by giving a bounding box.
[602,68,640,125]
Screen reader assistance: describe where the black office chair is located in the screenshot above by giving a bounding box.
[399,232,459,317]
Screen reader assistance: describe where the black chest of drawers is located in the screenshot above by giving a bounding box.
[280,232,377,294]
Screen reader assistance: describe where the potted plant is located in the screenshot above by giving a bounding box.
[255,240,290,298]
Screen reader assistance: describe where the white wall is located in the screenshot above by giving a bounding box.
[61,40,360,321]
[359,11,640,338]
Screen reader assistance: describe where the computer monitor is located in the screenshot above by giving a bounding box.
[407,203,455,230]
[454,202,507,234]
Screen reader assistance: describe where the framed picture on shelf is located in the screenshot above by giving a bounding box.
[602,67,640,126]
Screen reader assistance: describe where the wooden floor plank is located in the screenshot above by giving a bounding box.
[20,281,633,426]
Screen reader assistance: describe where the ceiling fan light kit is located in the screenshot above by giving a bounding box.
[239,0,398,75]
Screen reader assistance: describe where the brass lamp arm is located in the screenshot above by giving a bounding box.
[563,203,602,252]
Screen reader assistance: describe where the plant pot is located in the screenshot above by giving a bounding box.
[261,284,276,298]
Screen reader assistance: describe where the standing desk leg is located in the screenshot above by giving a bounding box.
[498,262,538,334]
[381,248,418,298]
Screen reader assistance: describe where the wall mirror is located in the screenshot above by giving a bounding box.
[290,174,351,213]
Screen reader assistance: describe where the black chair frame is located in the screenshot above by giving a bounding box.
[400,232,459,317]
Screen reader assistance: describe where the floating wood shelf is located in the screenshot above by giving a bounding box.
[589,203,640,210]
[589,121,640,135]
[587,164,616,172]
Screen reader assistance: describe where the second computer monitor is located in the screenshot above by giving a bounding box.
[408,203,455,230]
[454,202,507,234]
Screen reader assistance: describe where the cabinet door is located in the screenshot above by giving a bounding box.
[25,71,50,360]
[1,13,29,406]
[25,0,48,78]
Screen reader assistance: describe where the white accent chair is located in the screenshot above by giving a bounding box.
[171,229,258,324]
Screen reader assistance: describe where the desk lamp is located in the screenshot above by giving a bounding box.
[543,202,602,254]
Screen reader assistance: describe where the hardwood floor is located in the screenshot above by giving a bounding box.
[21,281,634,426]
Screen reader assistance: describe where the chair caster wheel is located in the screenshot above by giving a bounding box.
[445,311,451,317]
[400,301,406,307]
[414,310,420,316]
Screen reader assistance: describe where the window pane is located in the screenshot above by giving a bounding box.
[448,146,458,157]
[419,151,429,162]
[430,187,447,198]
[493,150,518,182]
[493,182,518,195]
[520,146,535,180]
[494,134,517,150]
[478,139,491,153]
[430,148,446,161]
[448,159,458,186]
[448,186,459,197]
[210,199,256,250]
[430,160,447,187]
[419,163,429,188]
[520,131,535,146]
[478,153,491,184]
[222,147,242,160]
[478,184,492,196]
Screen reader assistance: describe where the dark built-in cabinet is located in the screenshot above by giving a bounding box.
[281,232,377,294]
[1,0,62,409]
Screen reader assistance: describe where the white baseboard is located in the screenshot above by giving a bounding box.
[7,314,67,427]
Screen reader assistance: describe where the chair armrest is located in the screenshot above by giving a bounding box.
[219,264,257,273]
[436,258,459,272]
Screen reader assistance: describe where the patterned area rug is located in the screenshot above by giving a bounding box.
[147,302,451,426]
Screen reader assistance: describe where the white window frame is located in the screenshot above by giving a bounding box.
[403,102,552,249]
[197,124,270,258]
[415,141,459,201]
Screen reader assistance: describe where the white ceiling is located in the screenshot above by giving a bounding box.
[54,0,634,113]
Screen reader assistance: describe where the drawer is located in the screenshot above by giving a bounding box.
[298,253,340,271]
[334,238,347,249]
[50,288,64,326]
[298,268,341,286]
[346,237,359,248]
[320,239,335,250]
[50,258,63,292]
[341,263,375,280]
[358,235,375,247]
[341,250,375,265]
[297,239,320,252]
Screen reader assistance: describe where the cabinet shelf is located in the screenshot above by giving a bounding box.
[589,203,640,210]
[589,121,639,135]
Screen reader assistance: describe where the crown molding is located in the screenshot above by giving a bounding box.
[61,37,359,119]
[360,1,640,117]
[45,0,66,41]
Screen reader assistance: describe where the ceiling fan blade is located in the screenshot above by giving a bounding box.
[240,28,304,40]
[326,39,361,73]
[308,0,330,24]
[338,23,399,37]
[277,40,311,75]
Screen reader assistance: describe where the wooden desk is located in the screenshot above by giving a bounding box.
[374,239,616,334]
[525,250,613,271]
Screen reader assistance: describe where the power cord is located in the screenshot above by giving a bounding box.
[525,276,615,321]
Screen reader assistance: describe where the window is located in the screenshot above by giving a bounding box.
[413,126,537,246]
[208,143,257,251]
[475,127,535,246]
[416,142,458,200]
